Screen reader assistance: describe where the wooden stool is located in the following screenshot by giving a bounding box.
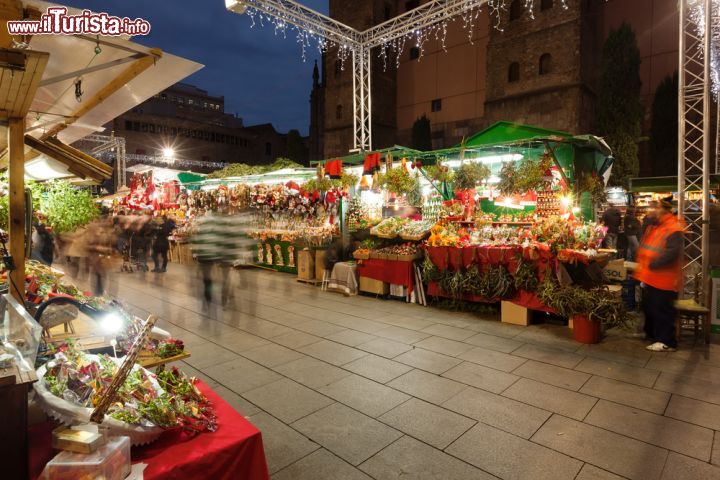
[674,298,711,344]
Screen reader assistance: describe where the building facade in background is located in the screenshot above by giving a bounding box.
[110,82,302,170]
[310,0,677,175]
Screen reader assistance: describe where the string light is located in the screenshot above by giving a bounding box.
[688,0,720,97]
[234,1,572,71]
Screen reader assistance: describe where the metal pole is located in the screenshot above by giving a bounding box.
[366,48,373,151]
[678,0,686,221]
[352,48,358,151]
[8,118,25,303]
[702,0,711,294]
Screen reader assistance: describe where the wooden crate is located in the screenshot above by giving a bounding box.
[501,300,531,326]
[297,250,315,281]
[359,277,389,295]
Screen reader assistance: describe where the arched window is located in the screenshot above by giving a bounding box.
[336,104,343,119]
[509,0,523,21]
[541,0,554,11]
[539,53,552,75]
[508,62,520,83]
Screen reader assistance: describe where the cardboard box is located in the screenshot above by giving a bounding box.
[297,250,315,281]
[359,276,389,295]
[315,249,327,280]
[501,300,530,326]
[603,259,627,282]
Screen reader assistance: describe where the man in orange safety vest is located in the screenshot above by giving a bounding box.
[633,197,684,352]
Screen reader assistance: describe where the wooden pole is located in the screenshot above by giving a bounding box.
[8,117,25,303]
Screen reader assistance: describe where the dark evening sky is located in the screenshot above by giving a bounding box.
[67,0,329,135]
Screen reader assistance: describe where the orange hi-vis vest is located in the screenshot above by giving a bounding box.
[634,214,684,292]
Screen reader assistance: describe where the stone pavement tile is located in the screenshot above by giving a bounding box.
[575,357,659,388]
[512,343,585,369]
[463,332,524,353]
[503,378,597,420]
[202,357,283,393]
[248,412,319,474]
[664,394,720,430]
[458,346,527,372]
[291,403,402,466]
[585,400,714,461]
[576,464,626,480]
[333,318,390,335]
[356,338,413,358]
[514,360,591,390]
[375,325,431,344]
[513,326,582,353]
[325,329,377,347]
[463,318,525,338]
[359,435,494,480]
[653,372,720,405]
[207,383,260,416]
[713,433,720,466]
[273,449,373,480]
[294,319,348,337]
[419,323,476,341]
[394,347,462,374]
[441,361,519,394]
[660,452,720,479]
[182,342,240,370]
[375,314,435,331]
[446,422,582,480]
[195,320,240,338]
[378,398,475,449]
[274,356,352,389]
[576,340,653,368]
[318,374,410,418]
[388,369,468,405]
[271,330,322,349]
[343,354,412,384]
[239,343,305,368]
[242,378,334,423]
[579,375,671,414]
[646,356,720,382]
[412,336,475,357]
[208,330,271,354]
[233,318,295,339]
[443,386,551,438]
[532,415,668,480]
[298,339,368,366]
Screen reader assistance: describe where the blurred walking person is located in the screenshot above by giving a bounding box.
[152,215,176,273]
[634,197,684,352]
[623,207,641,261]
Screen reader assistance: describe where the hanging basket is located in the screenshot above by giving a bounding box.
[572,315,601,344]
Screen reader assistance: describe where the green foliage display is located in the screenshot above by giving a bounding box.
[596,23,642,187]
[453,162,491,191]
[207,157,303,179]
[497,157,551,195]
[649,72,679,177]
[36,181,99,234]
[303,177,341,193]
[424,164,455,184]
[411,115,432,151]
[376,168,421,198]
[340,170,359,188]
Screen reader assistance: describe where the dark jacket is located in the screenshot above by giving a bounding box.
[623,215,641,237]
[602,207,622,234]
[153,219,176,249]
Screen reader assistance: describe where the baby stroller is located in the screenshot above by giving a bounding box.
[121,232,150,272]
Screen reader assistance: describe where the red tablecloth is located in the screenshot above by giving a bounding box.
[29,380,269,480]
[357,258,415,290]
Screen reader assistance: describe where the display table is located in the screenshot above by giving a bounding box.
[328,262,358,295]
[29,380,269,480]
[357,258,415,291]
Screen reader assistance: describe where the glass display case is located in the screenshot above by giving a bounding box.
[0,294,43,372]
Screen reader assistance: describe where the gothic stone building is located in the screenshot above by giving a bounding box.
[310,0,678,172]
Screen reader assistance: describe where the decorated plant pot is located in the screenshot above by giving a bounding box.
[572,315,601,344]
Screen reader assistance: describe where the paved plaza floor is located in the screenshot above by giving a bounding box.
[106,263,719,479]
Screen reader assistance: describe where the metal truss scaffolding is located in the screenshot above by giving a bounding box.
[78,133,127,190]
[227,0,490,152]
[678,0,713,298]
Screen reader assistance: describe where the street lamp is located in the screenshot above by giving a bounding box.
[225,0,248,14]
[162,147,175,159]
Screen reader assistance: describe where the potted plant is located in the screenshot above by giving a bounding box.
[549,285,599,344]
[453,163,490,218]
